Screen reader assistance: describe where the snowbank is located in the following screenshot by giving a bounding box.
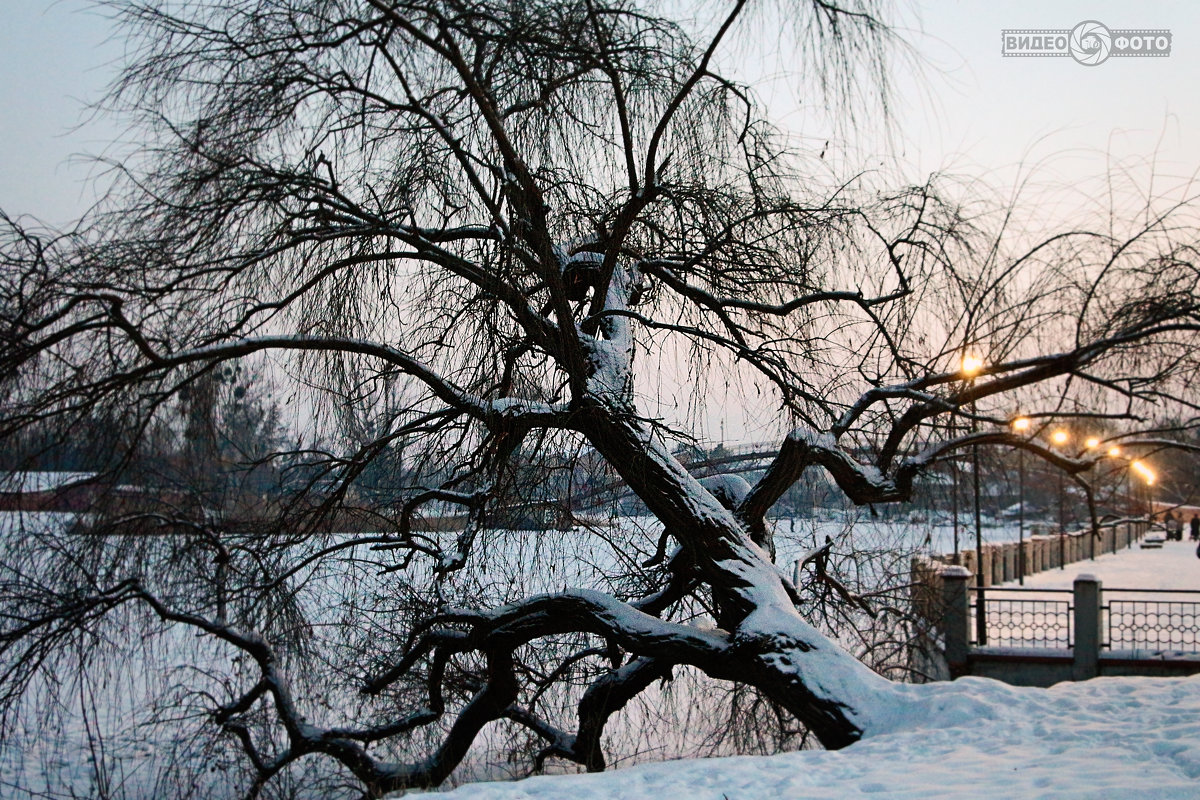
[435,675,1200,799]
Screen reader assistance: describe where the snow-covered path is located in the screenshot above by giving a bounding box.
[1009,537,1200,591]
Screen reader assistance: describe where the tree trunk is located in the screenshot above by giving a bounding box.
[578,401,890,747]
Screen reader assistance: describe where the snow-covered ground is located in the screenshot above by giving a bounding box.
[432,674,1200,799]
[430,538,1200,800]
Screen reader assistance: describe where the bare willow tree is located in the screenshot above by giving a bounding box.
[3,0,1200,796]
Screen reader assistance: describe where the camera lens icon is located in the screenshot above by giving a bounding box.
[1070,21,1112,65]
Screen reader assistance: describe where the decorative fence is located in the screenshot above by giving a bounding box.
[966,586,1200,654]
[1106,591,1200,652]
[973,590,1072,648]
[917,569,1200,687]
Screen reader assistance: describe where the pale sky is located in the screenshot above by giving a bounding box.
[3,2,1198,223]
[1,0,1197,442]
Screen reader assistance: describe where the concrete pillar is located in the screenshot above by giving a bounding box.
[1073,574,1102,681]
[993,545,1005,585]
[1003,543,1015,583]
[942,565,971,677]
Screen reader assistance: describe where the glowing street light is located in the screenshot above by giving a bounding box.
[1052,429,1069,446]
[1107,446,1121,458]
[961,354,984,376]
[1129,459,1157,525]
[1085,436,1100,450]
[1011,417,1031,433]
[1131,460,1156,485]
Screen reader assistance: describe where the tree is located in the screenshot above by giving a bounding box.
[2,0,1200,796]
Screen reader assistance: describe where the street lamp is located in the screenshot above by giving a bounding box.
[961,354,985,643]
[951,355,985,565]
[1131,459,1156,520]
[1082,436,1101,560]
[1012,417,1031,584]
[1051,428,1069,570]
[1131,459,1156,485]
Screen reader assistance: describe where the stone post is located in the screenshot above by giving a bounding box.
[942,565,972,677]
[1072,574,1102,681]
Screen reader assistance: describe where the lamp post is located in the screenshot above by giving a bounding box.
[1012,417,1031,584]
[951,437,960,562]
[1052,428,1069,569]
[1131,459,1156,521]
[1084,437,1100,560]
[1104,444,1130,547]
[961,354,985,644]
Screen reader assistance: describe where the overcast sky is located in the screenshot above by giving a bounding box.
[3,1,1197,224]
[1,0,1197,442]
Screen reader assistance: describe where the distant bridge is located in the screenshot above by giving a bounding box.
[571,441,879,511]
[571,443,781,511]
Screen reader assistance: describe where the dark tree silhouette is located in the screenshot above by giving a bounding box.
[2,0,1200,796]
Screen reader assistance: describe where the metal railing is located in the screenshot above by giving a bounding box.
[968,587,1200,653]
[1104,589,1200,653]
[970,588,1072,648]
[941,570,1200,683]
